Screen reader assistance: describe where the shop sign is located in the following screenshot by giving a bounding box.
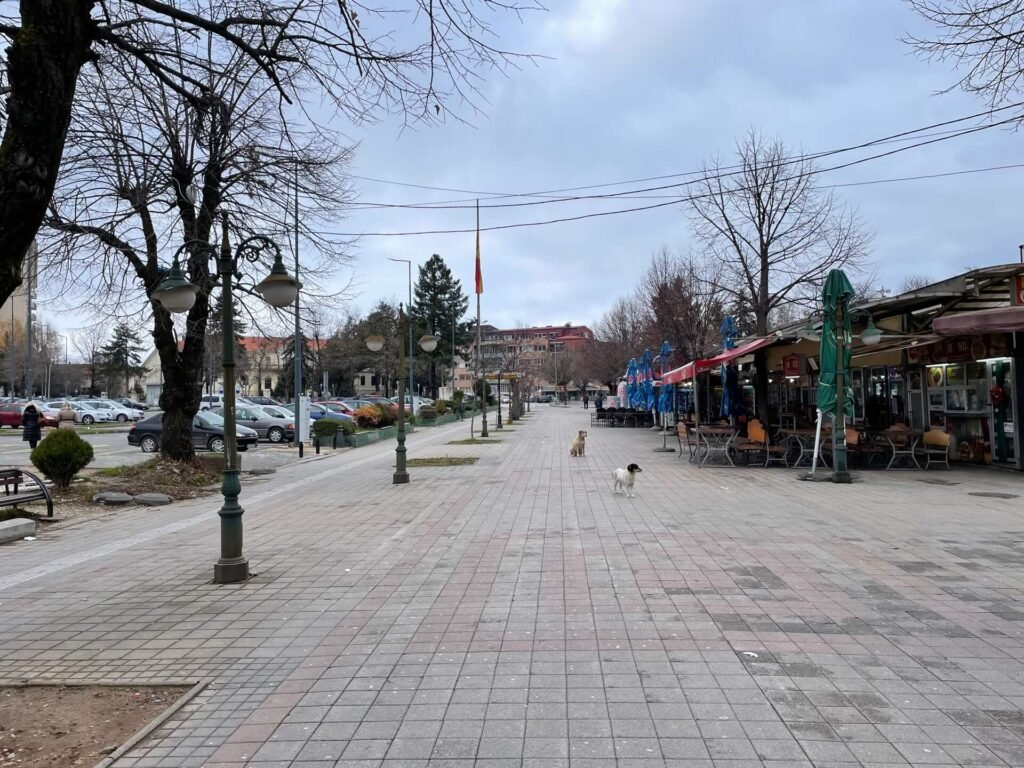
[907,333,1009,365]
[1014,273,1024,306]
[782,354,802,377]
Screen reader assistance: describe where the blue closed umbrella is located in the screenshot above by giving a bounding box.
[641,349,655,411]
[626,359,639,407]
[658,383,674,414]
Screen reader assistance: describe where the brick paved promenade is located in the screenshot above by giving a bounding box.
[2,405,1024,767]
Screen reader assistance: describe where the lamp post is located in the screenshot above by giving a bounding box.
[151,214,299,583]
[388,258,415,397]
[366,313,436,484]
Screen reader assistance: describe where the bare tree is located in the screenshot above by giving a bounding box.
[907,1,1024,108]
[685,129,872,420]
[589,296,647,392]
[636,248,726,364]
[545,348,579,404]
[0,1,542,305]
[41,42,352,459]
[899,274,933,292]
[72,326,109,397]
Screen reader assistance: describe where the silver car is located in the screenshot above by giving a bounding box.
[47,401,113,424]
[82,399,143,422]
[212,404,294,443]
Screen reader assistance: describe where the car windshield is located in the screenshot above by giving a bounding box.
[263,406,289,418]
[195,410,224,428]
[322,403,346,412]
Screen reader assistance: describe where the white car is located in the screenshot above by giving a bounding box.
[47,401,113,424]
[83,399,143,422]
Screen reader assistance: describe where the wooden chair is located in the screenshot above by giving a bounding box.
[921,429,951,470]
[736,420,789,467]
[677,422,696,461]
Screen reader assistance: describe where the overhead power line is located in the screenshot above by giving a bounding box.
[329,113,1024,237]
[347,101,1024,209]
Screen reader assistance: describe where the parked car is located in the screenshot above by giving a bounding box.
[199,394,225,410]
[281,402,352,423]
[46,400,113,424]
[212,405,294,443]
[341,398,375,410]
[119,398,150,411]
[244,395,280,407]
[389,395,433,415]
[0,401,59,429]
[82,399,143,422]
[317,400,358,417]
[127,411,258,453]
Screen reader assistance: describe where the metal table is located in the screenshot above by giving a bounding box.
[778,427,819,468]
[696,426,736,468]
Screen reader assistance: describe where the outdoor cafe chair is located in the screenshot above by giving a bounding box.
[677,422,697,461]
[920,428,951,470]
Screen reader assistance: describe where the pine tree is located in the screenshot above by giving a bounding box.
[408,254,470,399]
[205,294,248,393]
[280,333,314,399]
[100,322,146,396]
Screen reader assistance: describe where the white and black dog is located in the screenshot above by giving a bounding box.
[612,463,642,497]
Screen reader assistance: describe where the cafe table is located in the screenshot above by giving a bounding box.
[695,425,737,468]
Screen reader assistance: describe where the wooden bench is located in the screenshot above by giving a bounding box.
[734,420,789,467]
[0,468,54,518]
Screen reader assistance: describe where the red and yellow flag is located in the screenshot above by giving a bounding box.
[474,199,483,295]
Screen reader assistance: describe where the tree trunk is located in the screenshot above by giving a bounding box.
[153,303,205,461]
[0,0,96,304]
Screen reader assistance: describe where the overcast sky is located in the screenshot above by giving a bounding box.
[337,0,1024,332]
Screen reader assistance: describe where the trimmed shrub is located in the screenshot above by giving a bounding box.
[375,403,396,427]
[434,399,449,415]
[419,406,438,421]
[337,419,356,435]
[312,419,340,438]
[31,429,94,491]
[354,405,382,429]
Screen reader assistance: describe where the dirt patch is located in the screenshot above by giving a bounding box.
[0,684,191,767]
[14,458,222,527]
[407,457,478,466]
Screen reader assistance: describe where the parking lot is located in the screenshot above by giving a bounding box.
[0,426,305,471]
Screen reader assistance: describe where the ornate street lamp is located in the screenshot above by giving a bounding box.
[366,314,438,484]
[151,214,299,584]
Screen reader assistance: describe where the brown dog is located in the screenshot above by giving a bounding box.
[569,430,588,457]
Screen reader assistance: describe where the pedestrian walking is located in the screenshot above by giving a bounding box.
[21,403,42,449]
[59,401,77,430]
[583,394,589,410]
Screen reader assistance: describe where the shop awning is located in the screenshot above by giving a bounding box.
[662,336,777,384]
[933,306,1024,336]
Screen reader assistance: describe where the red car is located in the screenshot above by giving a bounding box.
[0,402,59,429]
[316,401,358,417]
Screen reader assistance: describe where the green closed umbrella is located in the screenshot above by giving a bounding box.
[816,269,854,483]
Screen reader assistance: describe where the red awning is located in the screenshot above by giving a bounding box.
[662,336,777,384]
[933,306,1024,336]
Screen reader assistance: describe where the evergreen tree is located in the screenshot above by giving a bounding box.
[408,254,470,399]
[205,294,248,393]
[100,322,146,396]
[279,333,314,399]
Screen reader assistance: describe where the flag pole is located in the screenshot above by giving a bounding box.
[476,199,488,437]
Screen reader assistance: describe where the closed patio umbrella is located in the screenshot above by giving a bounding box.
[813,269,855,483]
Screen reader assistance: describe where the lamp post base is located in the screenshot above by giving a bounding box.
[393,471,410,484]
[653,446,676,453]
[214,557,250,583]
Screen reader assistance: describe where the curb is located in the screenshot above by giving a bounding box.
[93,680,209,768]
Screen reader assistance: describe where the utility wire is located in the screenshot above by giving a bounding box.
[329,114,1023,237]
[347,101,1024,208]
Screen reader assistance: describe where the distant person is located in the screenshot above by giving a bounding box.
[21,403,41,449]
[595,394,604,409]
[59,401,77,430]
[583,394,589,410]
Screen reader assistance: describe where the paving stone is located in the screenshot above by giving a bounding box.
[3,408,1024,768]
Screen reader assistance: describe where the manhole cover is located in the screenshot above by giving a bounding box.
[968,492,1019,499]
